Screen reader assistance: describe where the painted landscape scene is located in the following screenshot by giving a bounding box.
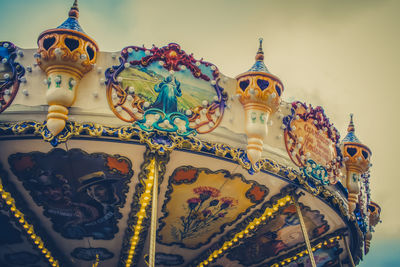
[119,63,217,113]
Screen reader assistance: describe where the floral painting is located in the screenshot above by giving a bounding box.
[227,204,329,265]
[180,186,238,240]
[8,148,133,240]
[158,166,268,249]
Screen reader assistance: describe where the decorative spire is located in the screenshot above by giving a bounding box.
[36,0,98,136]
[342,113,360,143]
[235,38,284,164]
[347,113,355,133]
[248,38,269,73]
[341,113,371,215]
[69,0,79,19]
[255,37,264,61]
[56,0,84,33]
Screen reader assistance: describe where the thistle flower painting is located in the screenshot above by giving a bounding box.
[158,166,268,248]
[179,186,238,240]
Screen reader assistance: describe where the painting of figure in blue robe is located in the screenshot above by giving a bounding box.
[152,75,182,114]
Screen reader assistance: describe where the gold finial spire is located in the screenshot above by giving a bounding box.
[255,37,264,61]
[347,113,355,133]
[69,0,79,19]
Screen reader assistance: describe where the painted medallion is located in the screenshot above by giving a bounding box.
[105,43,227,136]
[283,102,342,183]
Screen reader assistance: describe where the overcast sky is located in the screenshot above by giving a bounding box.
[0,0,399,265]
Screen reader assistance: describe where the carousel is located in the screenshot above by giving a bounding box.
[0,1,381,267]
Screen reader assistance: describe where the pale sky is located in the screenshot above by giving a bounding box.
[1,0,399,266]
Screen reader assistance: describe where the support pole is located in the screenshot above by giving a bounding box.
[343,235,356,267]
[148,158,159,267]
[294,199,317,267]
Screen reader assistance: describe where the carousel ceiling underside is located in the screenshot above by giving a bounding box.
[0,137,355,267]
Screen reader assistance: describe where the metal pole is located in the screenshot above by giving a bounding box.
[294,199,317,267]
[343,235,356,267]
[148,159,158,267]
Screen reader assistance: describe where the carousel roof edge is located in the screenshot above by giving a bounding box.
[0,120,353,213]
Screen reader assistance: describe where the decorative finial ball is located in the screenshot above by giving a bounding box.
[68,9,79,19]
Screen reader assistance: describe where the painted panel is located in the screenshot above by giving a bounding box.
[158,166,268,249]
[227,204,329,265]
[8,148,133,240]
[105,43,227,136]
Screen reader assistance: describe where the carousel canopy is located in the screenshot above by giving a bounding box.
[0,1,380,267]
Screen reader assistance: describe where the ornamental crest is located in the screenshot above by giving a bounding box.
[105,43,227,136]
[283,102,342,183]
[0,41,25,113]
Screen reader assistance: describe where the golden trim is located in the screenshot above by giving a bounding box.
[125,158,156,267]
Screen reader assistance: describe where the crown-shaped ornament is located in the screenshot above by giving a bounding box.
[235,39,284,164]
[36,0,98,136]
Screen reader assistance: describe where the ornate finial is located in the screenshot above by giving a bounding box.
[69,0,79,19]
[347,113,355,133]
[255,37,264,61]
